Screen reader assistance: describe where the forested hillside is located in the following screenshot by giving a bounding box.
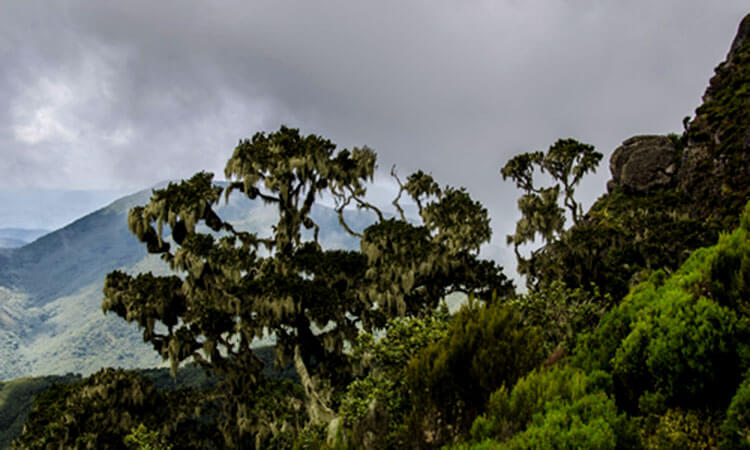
[6,12,750,450]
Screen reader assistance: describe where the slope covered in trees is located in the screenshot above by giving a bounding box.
[8,12,750,450]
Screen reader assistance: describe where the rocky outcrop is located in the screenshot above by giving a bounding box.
[606,13,750,213]
[677,13,750,220]
[727,13,750,65]
[607,135,677,194]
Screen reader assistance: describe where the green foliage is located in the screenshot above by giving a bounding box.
[536,188,719,299]
[574,201,750,415]
[509,280,609,354]
[721,373,750,449]
[337,310,450,449]
[12,367,307,449]
[0,374,81,449]
[641,409,721,450]
[406,300,544,444]
[573,270,669,375]
[471,365,590,442]
[612,291,743,410]
[455,365,637,450]
[12,368,225,449]
[14,369,163,449]
[500,392,623,450]
[124,424,173,450]
[501,138,603,288]
[700,204,750,315]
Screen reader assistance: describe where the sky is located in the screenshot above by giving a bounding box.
[0,1,747,273]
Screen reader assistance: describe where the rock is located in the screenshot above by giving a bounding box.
[607,135,677,194]
[727,13,750,64]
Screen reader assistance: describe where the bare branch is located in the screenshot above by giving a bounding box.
[390,165,408,221]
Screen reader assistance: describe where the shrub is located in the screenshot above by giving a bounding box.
[574,202,750,413]
[510,280,609,354]
[337,310,450,449]
[641,409,721,450]
[406,300,544,445]
[721,373,750,449]
[452,365,637,449]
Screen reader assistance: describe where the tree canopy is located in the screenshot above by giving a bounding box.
[100,126,511,445]
[501,138,602,289]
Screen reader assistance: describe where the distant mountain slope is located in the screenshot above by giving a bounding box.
[0,183,376,380]
[0,229,50,249]
[0,189,129,231]
[0,239,24,249]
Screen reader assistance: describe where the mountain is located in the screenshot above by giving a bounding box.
[0,189,130,231]
[0,229,49,249]
[0,183,376,380]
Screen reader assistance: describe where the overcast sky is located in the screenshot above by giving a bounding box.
[0,1,747,272]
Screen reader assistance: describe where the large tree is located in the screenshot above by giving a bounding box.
[501,138,602,289]
[102,126,510,445]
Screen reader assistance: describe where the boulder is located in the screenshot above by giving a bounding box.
[607,135,677,194]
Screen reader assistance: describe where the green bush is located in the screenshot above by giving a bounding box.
[337,309,450,449]
[406,300,544,445]
[124,423,173,450]
[501,391,623,450]
[471,365,588,442]
[721,373,750,449]
[572,270,663,374]
[641,409,721,450]
[13,369,164,449]
[509,280,609,354]
[612,292,743,410]
[0,374,81,449]
[463,365,637,449]
[574,202,750,413]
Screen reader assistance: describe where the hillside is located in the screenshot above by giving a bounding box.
[0,229,49,249]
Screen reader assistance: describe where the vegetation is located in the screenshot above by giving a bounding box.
[501,138,602,290]
[0,374,80,449]
[8,15,750,449]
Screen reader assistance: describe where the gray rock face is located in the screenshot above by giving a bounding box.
[607,135,677,193]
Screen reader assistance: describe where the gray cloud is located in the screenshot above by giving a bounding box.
[1,0,747,274]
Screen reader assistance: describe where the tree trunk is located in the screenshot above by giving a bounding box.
[293,344,336,425]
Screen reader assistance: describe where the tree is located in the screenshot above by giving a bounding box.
[101,126,511,445]
[501,139,602,288]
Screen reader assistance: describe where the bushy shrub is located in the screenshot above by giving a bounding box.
[337,310,450,449]
[572,270,664,375]
[612,292,743,410]
[500,391,624,449]
[14,369,165,449]
[405,300,544,445]
[721,373,750,449]
[641,409,721,450]
[574,202,750,413]
[510,280,609,354]
[124,424,173,450]
[463,365,637,449]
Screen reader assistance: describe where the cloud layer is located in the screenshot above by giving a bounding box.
[1,1,747,273]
